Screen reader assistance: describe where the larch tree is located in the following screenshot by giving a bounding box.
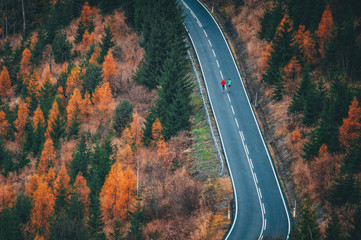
[339,97,361,149]
[0,181,16,211]
[66,88,83,130]
[316,5,335,59]
[293,25,318,65]
[27,70,40,96]
[0,111,8,138]
[81,92,92,121]
[130,112,143,149]
[92,82,114,117]
[74,172,90,213]
[30,178,55,235]
[0,66,12,100]
[102,49,117,83]
[37,138,57,175]
[14,101,29,144]
[81,29,95,50]
[66,67,81,98]
[33,105,45,130]
[45,100,59,139]
[46,167,56,191]
[100,161,136,221]
[19,48,32,77]
[80,1,94,29]
[26,173,41,198]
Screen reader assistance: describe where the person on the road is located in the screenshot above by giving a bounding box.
[221,79,226,91]
[227,79,232,92]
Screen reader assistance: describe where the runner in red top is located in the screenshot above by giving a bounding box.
[221,79,226,91]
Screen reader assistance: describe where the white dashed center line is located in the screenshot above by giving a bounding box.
[208,39,212,47]
[203,30,208,37]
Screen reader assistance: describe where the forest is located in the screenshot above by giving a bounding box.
[209,0,361,239]
[0,0,231,239]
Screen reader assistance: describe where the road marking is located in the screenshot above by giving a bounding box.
[264,219,267,230]
[235,118,239,128]
[191,10,196,18]
[220,71,223,79]
[262,203,266,214]
[197,20,202,28]
[231,105,235,115]
[203,29,208,37]
[216,59,220,68]
[259,188,262,199]
[254,173,258,183]
[212,49,216,57]
[227,93,231,102]
[240,131,245,142]
[245,145,249,155]
[208,39,212,47]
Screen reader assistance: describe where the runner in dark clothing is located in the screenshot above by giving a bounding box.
[221,79,226,91]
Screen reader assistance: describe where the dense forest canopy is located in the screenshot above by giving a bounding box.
[0,0,230,239]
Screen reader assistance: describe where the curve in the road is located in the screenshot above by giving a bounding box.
[181,0,291,239]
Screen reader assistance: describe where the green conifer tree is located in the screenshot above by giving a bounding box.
[127,198,145,240]
[298,201,321,240]
[97,26,115,63]
[88,195,106,240]
[112,100,133,136]
[52,31,73,64]
[70,134,90,183]
[82,63,102,95]
[325,211,344,240]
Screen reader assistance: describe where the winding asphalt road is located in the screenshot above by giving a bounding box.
[181,0,291,239]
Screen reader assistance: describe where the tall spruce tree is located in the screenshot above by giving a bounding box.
[127,198,145,240]
[88,194,106,240]
[52,31,73,64]
[97,26,115,64]
[297,201,321,240]
[69,134,91,183]
[325,211,344,240]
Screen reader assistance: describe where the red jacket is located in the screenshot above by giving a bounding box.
[221,79,226,86]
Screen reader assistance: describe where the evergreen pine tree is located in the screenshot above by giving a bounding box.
[328,173,360,207]
[52,31,73,64]
[39,79,56,120]
[97,26,115,63]
[272,70,286,101]
[32,123,45,157]
[348,206,361,240]
[0,137,13,176]
[298,201,321,240]
[127,198,145,240]
[142,108,156,147]
[68,112,81,139]
[31,29,47,65]
[262,15,295,86]
[113,100,134,136]
[82,63,102,95]
[88,195,106,240]
[288,69,313,114]
[109,219,125,240]
[325,211,344,240]
[70,134,90,183]
[258,2,284,42]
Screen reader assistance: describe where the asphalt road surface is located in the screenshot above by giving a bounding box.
[181,0,291,239]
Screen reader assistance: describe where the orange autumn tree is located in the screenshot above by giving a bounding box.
[293,25,318,65]
[19,48,32,77]
[100,161,136,221]
[151,118,168,159]
[14,101,29,144]
[130,112,142,148]
[46,167,56,190]
[33,105,45,130]
[92,82,114,116]
[0,181,16,211]
[0,111,8,138]
[81,91,92,121]
[339,97,361,149]
[102,49,117,83]
[316,5,335,59]
[66,67,81,97]
[73,173,90,212]
[26,174,41,198]
[26,70,40,96]
[30,179,55,235]
[37,138,57,175]
[80,1,94,29]
[81,29,95,50]
[0,66,12,100]
[66,88,83,129]
[45,101,59,138]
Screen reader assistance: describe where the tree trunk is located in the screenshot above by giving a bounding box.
[21,0,25,33]
[4,0,7,38]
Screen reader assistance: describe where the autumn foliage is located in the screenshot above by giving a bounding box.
[66,67,82,97]
[293,25,318,65]
[74,172,90,211]
[0,66,12,100]
[30,178,55,234]
[37,138,57,175]
[339,97,361,149]
[92,82,114,116]
[102,49,118,83]
[0,181,16,211]
[19,48,32,77]
[14,101,29,144]
[0,111,8,138]
[100,161,136,221]
[45,101,59,138]
[33,105,45,130]
[316,5,334,59]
